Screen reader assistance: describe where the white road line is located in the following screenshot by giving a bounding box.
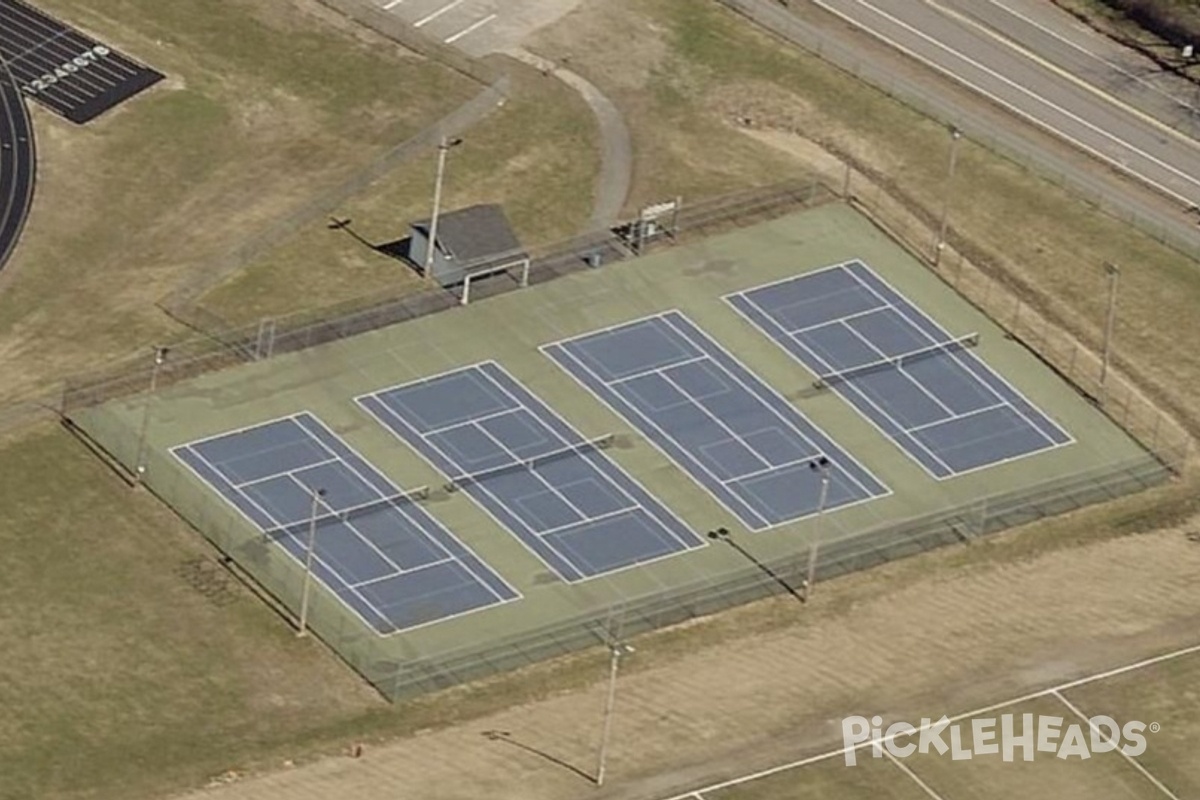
[445,12,497,44]
[976,0,1198,119]
[1051,690,1182,799]
[926,0,1200,153]
[415,0,467,28]
[658,642,1200,800]
[810,0,1199,207]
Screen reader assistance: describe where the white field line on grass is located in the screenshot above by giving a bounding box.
[670,642,1200,800]
[884,751,947,800]
[1051,690,1181,800]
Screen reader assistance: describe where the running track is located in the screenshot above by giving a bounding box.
[0,52,34,273]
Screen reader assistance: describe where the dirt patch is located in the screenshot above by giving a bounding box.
[172,515,1200,800]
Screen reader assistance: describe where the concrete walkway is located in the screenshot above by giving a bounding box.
[509,47,633,232]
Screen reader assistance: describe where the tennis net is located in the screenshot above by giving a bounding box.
[444,433,615,492]
[263,485,430,537]
[813,333,980,389]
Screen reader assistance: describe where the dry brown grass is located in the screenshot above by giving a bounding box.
[0,0,475,402]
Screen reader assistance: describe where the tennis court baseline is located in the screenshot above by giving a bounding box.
[172,413,518,635]
[726,260,1072,479]
[357,362,704,583]
[541,311,889,531]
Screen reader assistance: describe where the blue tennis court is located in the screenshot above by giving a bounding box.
[541,311,889,531]
[357,362,704,582]
[726,260,1072,478]
[172,413,518,634]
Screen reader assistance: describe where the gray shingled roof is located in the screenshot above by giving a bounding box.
[413,204,524,265]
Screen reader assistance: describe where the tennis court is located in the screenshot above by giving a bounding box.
[726,261,1073,478]
[172,412,518,634]
[357,362,704,582]
[542,311,890,531]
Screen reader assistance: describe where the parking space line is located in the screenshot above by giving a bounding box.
[415,0,467,28]
[445,12,498,44]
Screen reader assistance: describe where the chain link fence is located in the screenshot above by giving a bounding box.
[839,167,1193,475]
[717,0,1200,263]
[73,394,1173,699]
[61,179,833,412]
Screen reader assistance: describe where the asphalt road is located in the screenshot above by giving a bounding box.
[937,0,1200,138]
[0,54,35,273]
[811,0,1200,209]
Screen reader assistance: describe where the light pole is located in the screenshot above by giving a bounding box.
[934,127,962,267]
[1099,262,1120,406]
[802,456,831,603]
[595,641,635,787]
[133,346,170,486]
[297,487,327,638]
[424,136,463,279]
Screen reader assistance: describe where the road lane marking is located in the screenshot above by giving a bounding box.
[810,0,1198,206]
[928,0,1200,155]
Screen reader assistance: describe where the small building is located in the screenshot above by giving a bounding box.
[408,204,528,291]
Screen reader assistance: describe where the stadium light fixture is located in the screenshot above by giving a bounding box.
[133,346,170,487]
[297,487,327,638]
[595,640,635,786]
[934,126,963,268]
[802,456,831,602]
[1099,262,1120,406]
[424,136,464,279]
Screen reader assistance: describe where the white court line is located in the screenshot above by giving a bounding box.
[608,354,710,386]
[1051,690,1182,799]
[844,263,1072,449]
[905,402,1009,434]
[658,312,887,501]
[663,642,1200,800]
[294,413,521,606]
[415,0,467,28]
[445,12,497,44]
[731,289,955,478]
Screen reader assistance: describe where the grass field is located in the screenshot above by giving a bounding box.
[198,59,601,325]
[0,0,476,402]
[688,648,1200,800]
[1,1,1199,799]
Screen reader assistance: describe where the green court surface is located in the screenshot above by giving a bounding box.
[73,203,1155,698]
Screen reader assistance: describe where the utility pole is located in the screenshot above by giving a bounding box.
[1099,262,1120,405]
[802,456,831,602]
[133,346,170,486]
[934,127,963,268]
[297,487,327,638]
[595,641,635,787]
[424,136,463,279]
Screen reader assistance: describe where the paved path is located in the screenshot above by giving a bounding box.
[0,54,35,275]
[509,48,632,231]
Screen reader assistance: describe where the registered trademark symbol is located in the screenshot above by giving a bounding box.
[1149,722,1161,733]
